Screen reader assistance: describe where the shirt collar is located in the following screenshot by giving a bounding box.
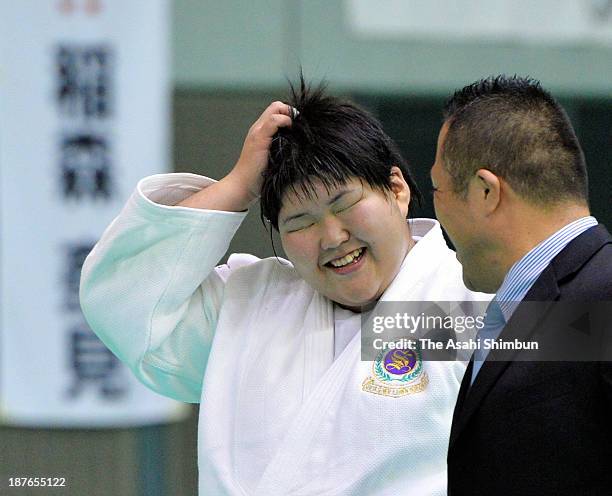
[495,216,598,320]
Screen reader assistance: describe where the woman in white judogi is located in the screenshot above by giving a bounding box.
[80,83,489,495]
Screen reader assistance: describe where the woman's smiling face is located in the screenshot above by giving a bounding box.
[278,168,413,311]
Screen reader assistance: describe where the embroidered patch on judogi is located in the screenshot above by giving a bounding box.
[362,348,429,397]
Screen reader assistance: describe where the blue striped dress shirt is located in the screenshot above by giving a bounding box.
[471,215,598,384]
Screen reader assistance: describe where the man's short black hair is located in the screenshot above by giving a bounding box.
[442,75,588,205]
[260,77,422,230]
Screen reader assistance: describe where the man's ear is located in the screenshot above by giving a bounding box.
[389,166,411,217]
[473,168,501,214]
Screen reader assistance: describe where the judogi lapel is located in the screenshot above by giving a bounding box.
[449,265,560,449]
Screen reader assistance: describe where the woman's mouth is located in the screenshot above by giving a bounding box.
[325,247,366,275]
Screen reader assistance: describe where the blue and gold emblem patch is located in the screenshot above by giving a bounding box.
[362,348,428,397]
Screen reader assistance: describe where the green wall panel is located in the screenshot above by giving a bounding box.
[173,0,612,97]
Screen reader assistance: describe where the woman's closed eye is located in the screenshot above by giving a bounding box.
[286,221,314,233]
[334,198,360,214]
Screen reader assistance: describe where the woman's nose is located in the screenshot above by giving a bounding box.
[319,216,350,251]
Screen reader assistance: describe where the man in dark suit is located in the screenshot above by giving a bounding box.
[430,75,612,495]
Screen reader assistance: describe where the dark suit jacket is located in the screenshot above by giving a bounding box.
[448,224,612,496]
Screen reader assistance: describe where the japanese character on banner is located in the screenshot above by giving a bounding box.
[64,242,95,310]
[60,133,113,199]
[66,323,126,399]
[56,45,112,119]
[55,44,115,201]
[63,242,128,400]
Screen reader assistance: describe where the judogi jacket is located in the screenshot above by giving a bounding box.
[80,173,490,496]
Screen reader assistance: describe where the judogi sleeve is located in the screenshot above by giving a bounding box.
[80,173,250,403]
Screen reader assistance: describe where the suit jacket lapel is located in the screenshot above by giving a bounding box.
[449,266,560,449]
[550,224,611,281]
[449,358,473,445]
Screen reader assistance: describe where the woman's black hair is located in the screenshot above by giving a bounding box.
[260,75,422,230]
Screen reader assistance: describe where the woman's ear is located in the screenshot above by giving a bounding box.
[389,166,411,217]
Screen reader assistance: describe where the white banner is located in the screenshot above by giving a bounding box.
[0,0,188,427]
[347,0,612,44]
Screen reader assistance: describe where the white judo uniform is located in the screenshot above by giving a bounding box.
[80,173,490,496]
